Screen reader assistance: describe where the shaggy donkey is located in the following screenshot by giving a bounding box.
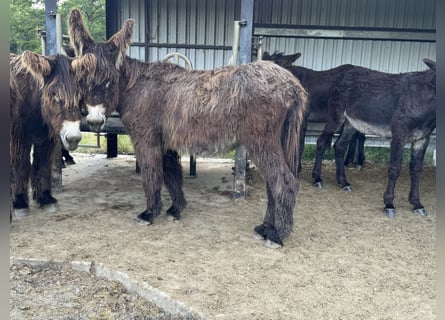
[312,59,436,217]
[68,9,308,247]
[10,51,92,218]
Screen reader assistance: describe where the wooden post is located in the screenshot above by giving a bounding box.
[233,0,254,198]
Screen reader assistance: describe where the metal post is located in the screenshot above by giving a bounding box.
[233,0,254,199]
[44,0,57,55]
[56,13,62,54]
[45,0,63,190]
[232,21,241,66]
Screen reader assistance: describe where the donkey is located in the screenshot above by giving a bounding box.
[262,51,367,173]
[312,59,436,217]
[10,51,91,218]
[68,9,308,248]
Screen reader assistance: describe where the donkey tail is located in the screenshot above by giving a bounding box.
[281,89,308,177]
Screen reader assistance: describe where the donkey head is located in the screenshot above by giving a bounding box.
[20,50,84,151]
[68,8,134,132]
[262,51,302,68]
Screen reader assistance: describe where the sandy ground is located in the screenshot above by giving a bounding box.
[10,152,436,319]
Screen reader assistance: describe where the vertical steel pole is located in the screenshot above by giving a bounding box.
[56,13,62,54]
[44,0,57,55]
[45,0,63,190]
[233,0,254,199]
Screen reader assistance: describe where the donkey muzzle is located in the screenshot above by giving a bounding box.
[86,104,107,132]
[60,121,82,151]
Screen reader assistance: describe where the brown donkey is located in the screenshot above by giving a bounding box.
[10,51,92,219]
[68,9,308,248]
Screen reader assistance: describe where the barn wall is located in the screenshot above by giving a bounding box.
[113,0,435,72]
[117,0,240,69]
[255,0,436,72]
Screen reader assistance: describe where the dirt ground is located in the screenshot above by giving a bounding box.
[10,152,436,319]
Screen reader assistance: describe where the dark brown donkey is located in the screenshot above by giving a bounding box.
[313,60,436,217]
[262,51,367,174]
[68,9,308,248]
[10,51,91,219]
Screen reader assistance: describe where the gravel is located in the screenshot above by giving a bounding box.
[10,260,202,320]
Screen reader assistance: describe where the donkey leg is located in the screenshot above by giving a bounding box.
[312,128,336,188]
[31,138,58,212]
[253,182,279,243]
[356,132,366,169]
[135,145,164,225]
[251,151,298,248]
[344,132,357,168]
[408,139,429,216]
[163,149,187,220]
[334,124,357,191]
[383,139,405,218]
[10,138,32,218]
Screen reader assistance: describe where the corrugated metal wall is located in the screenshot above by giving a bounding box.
[119,0,240,69]
[115,0,435,72]
[254,0,436,72]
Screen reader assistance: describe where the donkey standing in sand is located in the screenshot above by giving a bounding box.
[313,60,436,217]
[68,9,308,248]
[10,51,93,218]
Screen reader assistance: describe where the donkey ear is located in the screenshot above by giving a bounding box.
[280,52,301,67]
[68,8,95,56]
[262,51,271,60]
[289,52,302,63]
[72,53,97,83]
[423,58,436,72]
[105,19,135,69]
[21,50,53,88]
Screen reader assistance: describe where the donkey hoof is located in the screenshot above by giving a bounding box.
[253,231,265,240]
[14,208,30,218]
[135,211,153,225]
[313,181,323,188]
[342,185,352,192]
[414,208,427,217]
[356,165,362,171]
[385,208,396,218]
[166,207,181,220]
[264,239,282,249]
[41,203,58,213]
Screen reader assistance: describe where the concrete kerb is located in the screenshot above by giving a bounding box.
[10,256,206,319]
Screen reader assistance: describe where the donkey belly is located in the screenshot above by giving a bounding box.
[345,112,392,138]
[161,118,239,156]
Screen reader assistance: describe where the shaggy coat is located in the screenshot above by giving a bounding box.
[10,51,86,218]
[68,9,308,247]
[312,59,436,216]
